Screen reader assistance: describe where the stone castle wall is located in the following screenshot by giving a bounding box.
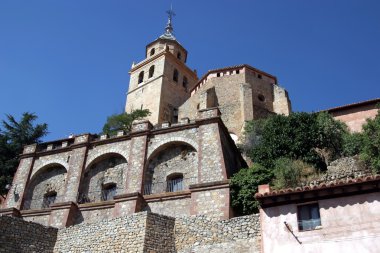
[179,66,291,140]
[0,215,57,253]
[2,108,245,227]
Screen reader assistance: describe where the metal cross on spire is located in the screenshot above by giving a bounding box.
[160,4,176,40]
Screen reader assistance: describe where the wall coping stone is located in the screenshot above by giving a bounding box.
[0,207,21,217]
[78,201,115,211]
[21,208,51,217]
[189,180,230,192]
[113,192,144,202]
[50,201,78,211]
[144,190,191,202]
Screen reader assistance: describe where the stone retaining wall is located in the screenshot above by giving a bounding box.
[1,212,261,253]
[54,212,148,253]
[0,216,57,253]
[175,213,261,252]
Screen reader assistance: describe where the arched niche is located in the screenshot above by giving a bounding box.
[23,163,67,210]
[143,142,198,195]
[78,153,127,203]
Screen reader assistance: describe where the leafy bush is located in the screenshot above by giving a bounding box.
[230,164,273,215]
[272,158,317,190]
[342,132,363,156]
[360,111,380,173]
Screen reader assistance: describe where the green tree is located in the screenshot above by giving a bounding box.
[342,132,363,157]
[102,109,151,135]
[230,164,273,215]
[0,113,48,195]
[360,111,380,173]
[246,112,347,170]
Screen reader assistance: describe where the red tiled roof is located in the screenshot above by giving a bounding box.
[255,174,380,199]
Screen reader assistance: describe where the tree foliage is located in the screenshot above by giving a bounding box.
[245,112,347,170]
[102,109,151,135]
[360,111,380,173]
[232,109,380,215]
[0,113,48,195]
[230,164,273,215]
[232,112,347,215]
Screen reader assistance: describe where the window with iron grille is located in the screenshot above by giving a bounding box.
[42,191,57,208]
[166,174,183,192]
[101,183,117,201]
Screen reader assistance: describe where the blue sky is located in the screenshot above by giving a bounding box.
[1,0,380,141]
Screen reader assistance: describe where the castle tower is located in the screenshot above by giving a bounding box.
[125,9,198,125]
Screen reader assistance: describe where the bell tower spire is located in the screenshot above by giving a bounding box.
[160,5,176,40]
[125,6,198,125]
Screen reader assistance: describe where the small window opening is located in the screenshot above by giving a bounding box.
[173,69,179,82]
[236,69,240,74]
[258,74,262,79]
[150,48,155,56]
[217,73,220,77]
[101,183,117,201]
[258,94,265,102]
[297,203,321,231]
[177,52,182,60]
[197,103,200,110]
[138,71,144,84]
[182,76,188,90]
[173,108,178,123]
[167,174,183,192]
[149,65,155,78]
[42,191,57,208]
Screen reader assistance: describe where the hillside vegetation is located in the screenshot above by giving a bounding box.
[231,110,380,215]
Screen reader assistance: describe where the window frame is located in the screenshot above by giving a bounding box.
[297,202,322,232]
[166,173,184,192]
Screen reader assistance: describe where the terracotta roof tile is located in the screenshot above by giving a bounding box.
[254,175,380,199]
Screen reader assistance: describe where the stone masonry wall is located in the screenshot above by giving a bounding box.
[145,213,176,252]
[0,216,57,253]
[175,213,261,253]
[1,211,260,253]
[56,212,261,253]
[54,212,149,252]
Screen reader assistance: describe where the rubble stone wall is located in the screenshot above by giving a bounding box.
[0,216,57,253]
[0,212,261,253]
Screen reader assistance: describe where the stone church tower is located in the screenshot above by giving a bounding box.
[125,10,198,125]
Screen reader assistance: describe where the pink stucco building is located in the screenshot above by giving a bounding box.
[255,175,380,253]
[324,98,379,132]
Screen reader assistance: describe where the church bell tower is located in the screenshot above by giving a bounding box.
[125,8,198,125]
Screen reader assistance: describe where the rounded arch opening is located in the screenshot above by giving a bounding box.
[143,142,198,195]
[138,71,144,84]
[23,163,67,210]
[149,65,155,78]
[150,48,155,56]
[78,153,127,204]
